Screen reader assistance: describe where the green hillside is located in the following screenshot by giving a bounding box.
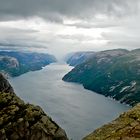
[63,49,140,106]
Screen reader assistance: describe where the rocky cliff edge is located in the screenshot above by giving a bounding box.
[0,73,68,140]
[83,104,140,140]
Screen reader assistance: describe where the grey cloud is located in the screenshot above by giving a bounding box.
[58,34,97,41]
[0,26,48,52]
[102,28,140,42]
[0,0,139,22]
[64,22,118,29]
[0,27,38,34]
[0,26,39,41]
[106,40,140,50]
[0,0,140,57]
[101,25,140,50]
[0,42,48,52]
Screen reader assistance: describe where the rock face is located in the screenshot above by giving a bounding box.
[0,74,14,93]
[83,103,140,140]
[63,49,140,106]
[0,73,68,140]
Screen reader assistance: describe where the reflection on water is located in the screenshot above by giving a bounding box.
[10,63,130,140]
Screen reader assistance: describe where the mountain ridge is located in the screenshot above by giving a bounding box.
[63,48,140,106]
[65,51,95,66]
[0,51,57,77]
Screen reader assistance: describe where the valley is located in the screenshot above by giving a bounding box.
[10,63,129,139]
[63,49,140,106]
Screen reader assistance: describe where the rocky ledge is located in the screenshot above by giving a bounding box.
[0,73,68,140]
[83,104,140,140]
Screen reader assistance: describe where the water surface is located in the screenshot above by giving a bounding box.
[10,63,130,140]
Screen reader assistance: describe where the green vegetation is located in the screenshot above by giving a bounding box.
[0,73,68,140]
[63,49,140,106]
[83,103,140,140]
[0,51,57,77]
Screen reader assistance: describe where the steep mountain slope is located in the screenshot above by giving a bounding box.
[0,51,57,77]
[63,49,140,106]
[66,51,95,66]
[0,73,14,93]
[83,103,140,140]
[0,73,68,140]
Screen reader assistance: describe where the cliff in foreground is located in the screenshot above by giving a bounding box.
[83,104,140,140]
[0,73,68,140]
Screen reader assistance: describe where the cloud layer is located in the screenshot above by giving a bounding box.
[0,0,139,21]
[0,0,140,59]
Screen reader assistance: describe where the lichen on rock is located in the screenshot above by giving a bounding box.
[83,104,140,140]
[0,73,68,140]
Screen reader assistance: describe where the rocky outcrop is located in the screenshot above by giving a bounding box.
[0,74,14,93]
[83,104,140,140]
[0,73,68,140]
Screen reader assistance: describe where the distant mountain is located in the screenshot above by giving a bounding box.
[0,51,57,77]
[63,49,140,106]
[65,51,95,66]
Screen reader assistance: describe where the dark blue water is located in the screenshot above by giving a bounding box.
[10,63,130,140]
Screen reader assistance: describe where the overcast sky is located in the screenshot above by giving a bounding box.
[0,0,140,59]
